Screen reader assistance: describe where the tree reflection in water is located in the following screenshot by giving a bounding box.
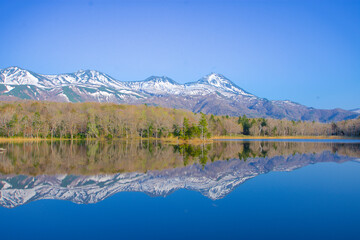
[0,140,359,175]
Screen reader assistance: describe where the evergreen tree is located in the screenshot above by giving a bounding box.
[199,113,208,139]
[238,114,252,135]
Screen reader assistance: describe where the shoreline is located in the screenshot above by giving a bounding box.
[0,135,358,143]
[211,135,360,140]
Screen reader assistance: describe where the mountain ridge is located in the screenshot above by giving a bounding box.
[351,108,360,114]
[0,66,358,122]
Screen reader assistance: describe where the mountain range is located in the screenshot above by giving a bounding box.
[0,151,356,208]
[0,66,358,122]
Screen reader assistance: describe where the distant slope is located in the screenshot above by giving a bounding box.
[0,66,358,122]
[351,108,360,114]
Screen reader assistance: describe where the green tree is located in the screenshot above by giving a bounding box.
[238,114,252,135]
[199,113,208,139]
[183,117,190,139]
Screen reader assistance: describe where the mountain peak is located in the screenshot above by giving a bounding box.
[208,72,226,78]
[5,66,23,71]
[199,73,231,86]
[74,69,104,76]
[1,66,27,74]
[194,73,253,97]
[143,76,179,85]
[0,66,40,85]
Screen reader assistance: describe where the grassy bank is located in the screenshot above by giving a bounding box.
[0,137,98,143]
[0,135,358,143]
[211,135,359,140]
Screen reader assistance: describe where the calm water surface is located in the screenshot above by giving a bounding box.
[0,140,359,240]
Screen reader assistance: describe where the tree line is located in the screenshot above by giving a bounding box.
[0,101,359,139]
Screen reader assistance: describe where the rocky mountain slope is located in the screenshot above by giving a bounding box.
[0,151,355,208]
[0,66,358,122]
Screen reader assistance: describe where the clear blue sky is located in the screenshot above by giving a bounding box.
[0,0,359,110]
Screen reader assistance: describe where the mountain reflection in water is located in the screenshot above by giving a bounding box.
[0,140,359,208]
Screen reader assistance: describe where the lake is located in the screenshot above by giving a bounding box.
[0,139,360,239]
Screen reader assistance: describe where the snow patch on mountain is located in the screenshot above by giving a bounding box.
[126,76,183,95]
[350,108,360,114]
[4,85,15,93]
[272,100,302,107]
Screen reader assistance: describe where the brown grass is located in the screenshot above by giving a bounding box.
[211,135,359,140]
[0,135,357,143]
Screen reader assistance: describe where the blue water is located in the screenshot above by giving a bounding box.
[1,161,359,240]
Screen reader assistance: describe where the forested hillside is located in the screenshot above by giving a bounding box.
[0,101,359,139]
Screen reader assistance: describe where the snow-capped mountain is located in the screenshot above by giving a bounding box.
[350,108,360,114]
[124,73,255,97]
[185,73,255,97]
[0,67,144,102]
[1,67,125,89]
[125,76,183,95]
[0,151,354,208]
[0,66,358,122]
[0,66,57,88]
